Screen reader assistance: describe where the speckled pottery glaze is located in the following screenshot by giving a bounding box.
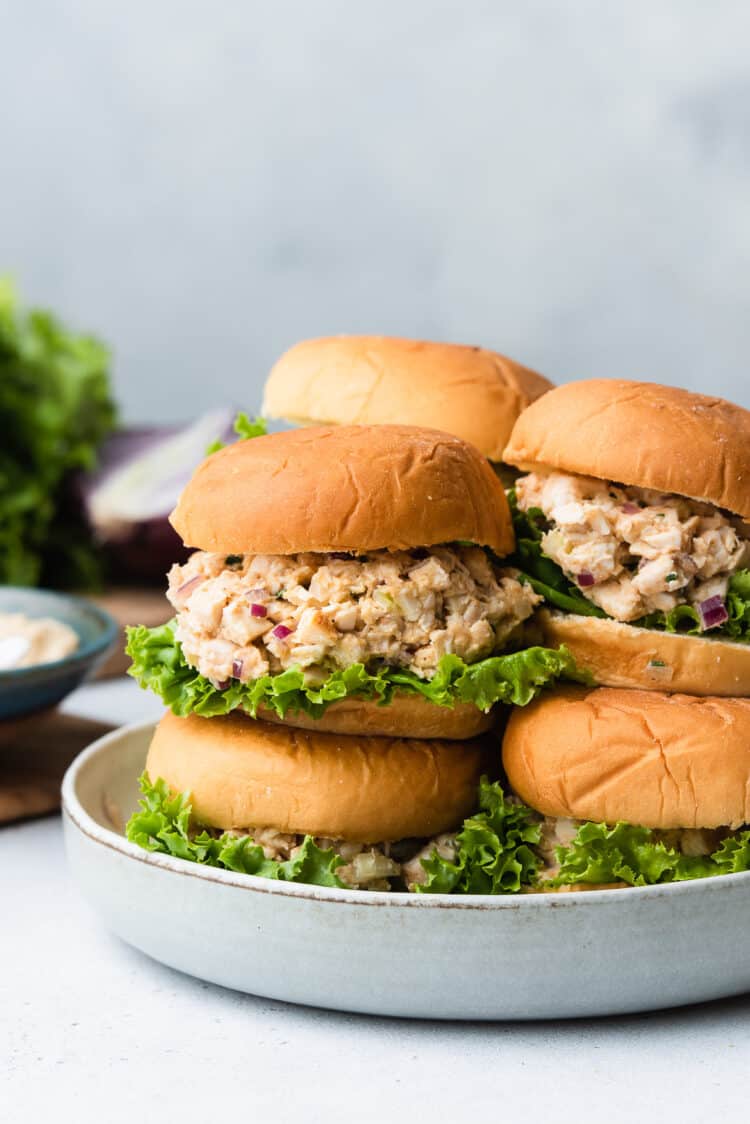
[63,721,750,1020]
[0,587,117,720]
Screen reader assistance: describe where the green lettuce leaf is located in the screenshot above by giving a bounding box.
[638,571,750,642]
[127,774,750,894]
[507,491,606,618]
[126,619,582,719]
[126,773,345,886]
[0,278,115,586]
[508,488,750,643]
[206,411,267,454]
[550,820,750,887]
[416,779,542,894]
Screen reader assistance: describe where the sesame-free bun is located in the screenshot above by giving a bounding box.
[258,692,495,740]
[146,710,487,842]
[503,685,750,830]
[536,609,750,697]
[170,424,514,556]
[503,379,750,520]
[262,336,553,462]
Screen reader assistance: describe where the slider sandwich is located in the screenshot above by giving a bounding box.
[127,423,577,737]
[262,335,553,479]
[129,711,491,892]
[126,422,581,893]
[504,380,750,695]
[501,686,750,888]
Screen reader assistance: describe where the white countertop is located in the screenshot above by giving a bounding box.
[2,678,749,1121]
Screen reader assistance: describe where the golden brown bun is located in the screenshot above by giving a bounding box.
[147,710,487,842]
[537,609,750,697]
[258,692,495,740]
[170,423,514,556]
[503,379,750,520]
[262,336,553,462]
[503,685,750,829]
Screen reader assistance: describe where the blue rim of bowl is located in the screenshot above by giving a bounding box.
[0,589,119,679]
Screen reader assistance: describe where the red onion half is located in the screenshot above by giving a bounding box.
[697,595,729,631]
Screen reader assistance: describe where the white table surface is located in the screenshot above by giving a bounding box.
[2,677,749,1122]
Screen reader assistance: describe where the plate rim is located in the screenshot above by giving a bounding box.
[62,718,750,912]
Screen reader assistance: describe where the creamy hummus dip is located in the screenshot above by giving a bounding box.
[0,613,80,670]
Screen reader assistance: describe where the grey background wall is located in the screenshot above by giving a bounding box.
[2,1,749,419]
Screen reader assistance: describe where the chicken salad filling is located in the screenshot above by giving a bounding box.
[129,773,750,894]
[167,545,541,688]
[515,471,750,626]
[216,826,417,891]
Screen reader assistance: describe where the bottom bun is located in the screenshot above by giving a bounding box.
[537,609,750,697]
[147,710,487,842]
[503,685,750,829]
[257,692,495,740]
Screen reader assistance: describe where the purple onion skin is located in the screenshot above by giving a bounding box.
[77,415,236,584]
[102,520,189,584]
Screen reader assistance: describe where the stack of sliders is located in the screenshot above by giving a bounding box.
[126,421,577,892]
[495,379,750,888]
[127,340,750,894]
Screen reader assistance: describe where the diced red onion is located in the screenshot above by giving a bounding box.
[231,659,243,678]
[621,502,640,514]
[247,587,267,598]
[697,595,729,631]
[576,571,595,588]
[216,679,230,690]
[250,603,267,618]
[177,575,203,597]
[272,624,292,639]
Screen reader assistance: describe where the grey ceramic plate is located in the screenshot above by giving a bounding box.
[63,721,750,1020]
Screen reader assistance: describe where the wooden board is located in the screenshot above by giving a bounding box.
[0,710,114,825]
[90,587,171,678]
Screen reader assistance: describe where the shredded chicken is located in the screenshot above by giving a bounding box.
[209,816,737,892]
[222,826,420,891]
[401,833,458,888]
[535,816,730,880]
[167,546,540,687]
[516,471,750,622]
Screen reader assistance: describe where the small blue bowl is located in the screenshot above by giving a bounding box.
[0,587,119,721]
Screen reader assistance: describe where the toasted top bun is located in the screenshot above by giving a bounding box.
[503,685,750,830]
[147,710,486,842]
[503,379,750,520]
[262,336,553,462]
[170,424,514,556]
[535,609,750,698]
